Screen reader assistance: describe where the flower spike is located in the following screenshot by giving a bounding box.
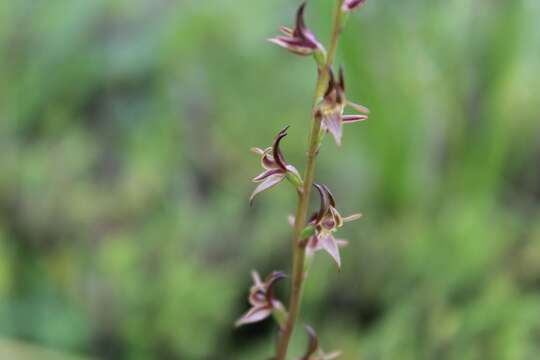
[269,2,325,57]
[250,127,302,204]
[318,66,369,146]
[242,0,371,355]
[342,0,368,12]
[235,271,287,327]
[297,325,341,360]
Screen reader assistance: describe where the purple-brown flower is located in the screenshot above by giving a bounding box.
[318,66,369,145]
[250,126,301,204]
[342,0,368,12]
[235,271,286,327]
[297,326,341,360]
[268,2,325,56]
[306,184,362,269]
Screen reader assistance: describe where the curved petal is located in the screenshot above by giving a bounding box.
[253,168,283,182]
[322,184,337,207]
[294,1,308,36]
[313,183,330,223]
[280,26,293,36]
[294,1,322,50]
[264,271,287,302]
[347,100,370,114]
[300,325,319,360]
[285,164,301,179]
[264,271,288,289]
[338,66,346,93]
[268,37,314,55]
[335,66,345,105]
[320,233,342,270]
[342,114,368,123]
[235,305,273,327]
[251,270,264,288]
[272,126,290,171]
[322,112,343,146]
[342,213,362,222]
[324,67,336,100]
[249,173,286,204]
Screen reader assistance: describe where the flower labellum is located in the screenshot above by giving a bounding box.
[269,2,325,60]
[235,271,287,327]
[250,126,302,204]
[342,0,368,12]
[318,66,369,146]
[297,325,341,360]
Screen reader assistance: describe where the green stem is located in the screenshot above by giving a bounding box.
[274,2,345,359]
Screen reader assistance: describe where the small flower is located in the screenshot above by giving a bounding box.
[297,325,341,360]
[306,184,362,269]
[235,271,287,327]
[342,0,368,12]
[269,2,325,57]
[250,126,301,204]
[318,66,369,145]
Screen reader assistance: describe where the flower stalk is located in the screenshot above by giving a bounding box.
[236,1,369,359]
[274,2,348,358]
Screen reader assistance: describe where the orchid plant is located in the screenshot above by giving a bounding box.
[236,1,369,358]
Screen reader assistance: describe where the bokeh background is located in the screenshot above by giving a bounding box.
[1,0,540,359]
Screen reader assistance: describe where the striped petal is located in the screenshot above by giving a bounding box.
[313,183,330,223]
[322,111,343,146]
[342,114,368,123]
[253,168,283,182]
[280,26,293,36]
[320,233,342,270]
[249,173,286,204]
[235,305,273,327]
[268,37,315,56]
[272,126,290,171]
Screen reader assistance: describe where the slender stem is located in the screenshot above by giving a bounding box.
[326,0,345,67]
[274,2,345,359]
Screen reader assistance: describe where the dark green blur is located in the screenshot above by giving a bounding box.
[1,0,540,359]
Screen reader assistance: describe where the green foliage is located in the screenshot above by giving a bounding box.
[1,0,540,359]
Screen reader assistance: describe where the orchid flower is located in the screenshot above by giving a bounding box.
[318,66,369,145]
[235,271,287,327]
[269,2,325,57]
[250,126,301,204]
[306,184,362,269]
[297,326,341,360]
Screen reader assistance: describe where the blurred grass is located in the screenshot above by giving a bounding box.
[0,338,92,360]
[1,0,540,359]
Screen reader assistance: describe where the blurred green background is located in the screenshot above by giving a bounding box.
[1,0,540,359]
